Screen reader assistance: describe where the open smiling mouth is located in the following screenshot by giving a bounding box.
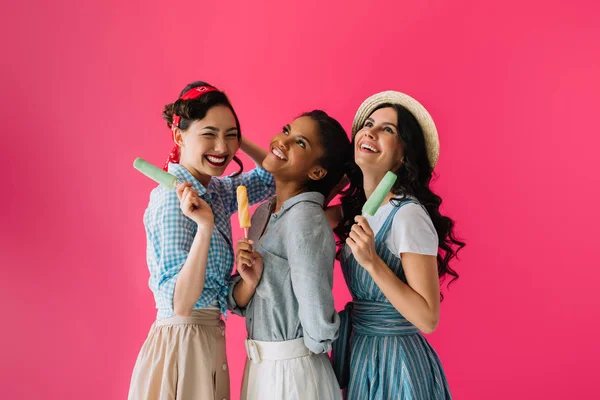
[204,154,228,167]
[360,143,380,153]
[271,147,288,161]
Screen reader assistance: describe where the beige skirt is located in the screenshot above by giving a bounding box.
[128,309,230,400]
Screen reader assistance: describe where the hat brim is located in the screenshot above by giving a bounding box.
[352,91,439,169]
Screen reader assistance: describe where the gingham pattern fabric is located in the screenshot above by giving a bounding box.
[144,163,275,319]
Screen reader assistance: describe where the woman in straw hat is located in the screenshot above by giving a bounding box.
[329,91,464,399]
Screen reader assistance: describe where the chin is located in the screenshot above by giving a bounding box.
[198,164,227,177]
[355,156,372,168]
[261,160,278,174]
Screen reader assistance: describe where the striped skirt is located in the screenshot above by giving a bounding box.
[332,301,451,400]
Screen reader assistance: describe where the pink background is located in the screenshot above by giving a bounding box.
[2,0,599,399]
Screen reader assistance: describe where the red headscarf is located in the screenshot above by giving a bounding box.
[164,85,219,170]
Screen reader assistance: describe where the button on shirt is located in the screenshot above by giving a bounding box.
[228,192,340,353]
[144,163,275,319]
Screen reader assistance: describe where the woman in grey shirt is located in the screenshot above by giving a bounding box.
[227,110,351,400]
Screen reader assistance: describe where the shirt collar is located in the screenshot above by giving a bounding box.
[167,163,210,197]
[268,191,325,217]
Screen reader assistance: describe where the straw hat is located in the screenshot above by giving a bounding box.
[352,91,440,169]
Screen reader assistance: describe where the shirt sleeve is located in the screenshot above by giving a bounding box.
[218,167,276,215]
[226,274,247,316]
[389,203,439,257]
[285,205,340,353]
[148,189,198,312]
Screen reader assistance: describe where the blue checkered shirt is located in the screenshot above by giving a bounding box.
[144,163,275,319]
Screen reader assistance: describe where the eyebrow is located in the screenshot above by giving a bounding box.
[285,124,312,146]
[201,126,238,132]
[366,117,397,130]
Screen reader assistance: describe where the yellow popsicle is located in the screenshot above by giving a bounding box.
[237,186,251,234]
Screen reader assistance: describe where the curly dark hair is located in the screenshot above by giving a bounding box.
[162,81,243,175]
[334,103,465,294]
[298,110,353,197]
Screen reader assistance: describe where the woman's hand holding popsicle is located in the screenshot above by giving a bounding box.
[235,238,263,290]
[346,216,379,271]
[237,186,251,238]
[348,171,397,270]
[176,182,214,229]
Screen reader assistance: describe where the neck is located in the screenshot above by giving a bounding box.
[362,169,388,199]
[180,161,211,188]
[273,179,305,212]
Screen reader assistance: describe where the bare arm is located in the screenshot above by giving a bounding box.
[172,184,215,317]
[173,226,212,316]
[323,175,349,206]
[241,137,268,166]
[232,239,263,308]
[346,216,440,333]
[324,204,342,229]
[233,280,256,308]
[365,253,440,333]
[323,175,349,228]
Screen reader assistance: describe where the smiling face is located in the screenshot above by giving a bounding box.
[262,115,327,184]
[175,105,240,179]
[354,106,405,174]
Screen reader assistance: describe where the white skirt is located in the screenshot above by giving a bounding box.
[240,337,342,400]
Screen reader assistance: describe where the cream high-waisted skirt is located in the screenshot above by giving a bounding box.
[128,309,230,400]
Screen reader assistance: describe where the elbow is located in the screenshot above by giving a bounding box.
[421,323,438,335]
[173,302,193,317]
[174,307,192,318]
[420,314,439,334]
[304,322,340,354]
[173,283,205,317]
[303,335,330,355]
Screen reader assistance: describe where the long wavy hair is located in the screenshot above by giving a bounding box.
[334,103,465,293]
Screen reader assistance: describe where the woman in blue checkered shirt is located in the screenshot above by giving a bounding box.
[129,81,275,400]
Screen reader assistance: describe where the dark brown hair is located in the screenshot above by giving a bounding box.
[162,81,243,176]
[334,103,465,296]
[300,110,352,197]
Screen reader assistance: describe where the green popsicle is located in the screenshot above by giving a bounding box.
[133,158,178,189]
[362,171,397,216]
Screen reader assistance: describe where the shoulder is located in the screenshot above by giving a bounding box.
[392,201,432,224]
[252,200,272,217]
[214,167,271,186]
[286,200,327,227]
[287,202,334,247]
[391,201,436,238]
[146,186,194,232]
[388,200,438,254]
[148,186,179,213]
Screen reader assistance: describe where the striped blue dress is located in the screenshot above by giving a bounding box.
[332,199,452,400]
